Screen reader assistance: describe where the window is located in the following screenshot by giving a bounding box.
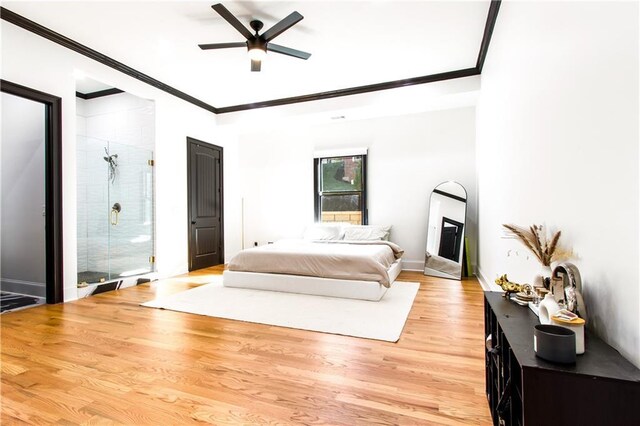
[314,153,367,225]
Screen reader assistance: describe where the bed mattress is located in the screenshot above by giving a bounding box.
[227,239,404,287]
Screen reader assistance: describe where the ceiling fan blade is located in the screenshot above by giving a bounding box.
[199,42,246,50]
[211,3,253,40]
[251,59,262,72]
[261,11,303,42]
[267,43,311,60]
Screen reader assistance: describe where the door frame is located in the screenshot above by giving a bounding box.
[186,137,224,271]
[1,80,63,304]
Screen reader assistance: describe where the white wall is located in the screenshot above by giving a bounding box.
[1,92,46,296]
[1,21,219,301]
[476,1,639,366]
[225,107,477,271]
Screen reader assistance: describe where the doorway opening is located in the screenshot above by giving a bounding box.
[75,77,156,295]
[0,80,63,310]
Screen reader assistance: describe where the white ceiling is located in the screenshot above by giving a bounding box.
[4,1,491,108]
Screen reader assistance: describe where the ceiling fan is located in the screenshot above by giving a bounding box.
[199,3,311,72]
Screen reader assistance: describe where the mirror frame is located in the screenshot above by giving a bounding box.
[424,181,467,280]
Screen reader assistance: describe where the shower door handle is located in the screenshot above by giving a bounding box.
[110,209,119,226]
[111,203,121,226]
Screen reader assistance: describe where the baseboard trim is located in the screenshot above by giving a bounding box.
[475,266,499,292]
[0,278,46,298]
[401,259,424,272]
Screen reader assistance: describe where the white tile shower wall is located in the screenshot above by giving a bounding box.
[83,93,155,153]
[76,93,155,280]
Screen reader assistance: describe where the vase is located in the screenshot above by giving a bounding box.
[538,293,560,325]
[533,265,553,289]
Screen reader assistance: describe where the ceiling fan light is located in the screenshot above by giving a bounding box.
[248,47,266,61]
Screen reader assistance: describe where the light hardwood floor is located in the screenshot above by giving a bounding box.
[1,267,492,425]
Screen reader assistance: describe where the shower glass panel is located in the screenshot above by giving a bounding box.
[77,136,154,284]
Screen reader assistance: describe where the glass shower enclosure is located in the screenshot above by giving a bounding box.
[77,136,154,284]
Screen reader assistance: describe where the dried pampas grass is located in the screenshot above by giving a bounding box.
[503,223,572,266]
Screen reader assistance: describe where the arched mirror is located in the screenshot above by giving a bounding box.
[424,181,467,280]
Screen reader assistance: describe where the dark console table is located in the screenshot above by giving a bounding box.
[484,291,640,425]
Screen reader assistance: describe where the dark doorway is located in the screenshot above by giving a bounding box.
[438,217,464,262]
[1,80,63,304]
[187,138,224,271]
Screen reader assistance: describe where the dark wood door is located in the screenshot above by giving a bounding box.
[438,217,464,262]
[439,226,457,261]
[187,138,223,271]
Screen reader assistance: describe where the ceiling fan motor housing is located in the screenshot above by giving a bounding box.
[247,37,266,53]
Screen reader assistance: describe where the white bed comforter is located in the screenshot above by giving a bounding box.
[227,239,404,287]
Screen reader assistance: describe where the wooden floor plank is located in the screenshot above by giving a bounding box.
[1,266,491,424]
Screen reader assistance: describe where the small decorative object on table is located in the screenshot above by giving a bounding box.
[552,262,587,321]
[495,274,524,297]
[534,324,576,364]
[495,274,535,306]
[550,276,565,304]
[552,309,586,354]
[503,223,573,289]
[514,286,535,305]
[538,292,561,324]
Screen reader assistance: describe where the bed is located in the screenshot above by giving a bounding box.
[223,226,403,301]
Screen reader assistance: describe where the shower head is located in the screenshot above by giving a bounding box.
[103,146,118,183]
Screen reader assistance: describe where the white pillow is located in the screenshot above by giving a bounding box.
[302,223,344,240]
[343,225,392,241]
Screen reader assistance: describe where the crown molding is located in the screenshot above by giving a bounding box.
[0,6,218,113]
[476,0,502,72]
[1,1,501,115]
[216,68,480,114]
[75,88,124,99]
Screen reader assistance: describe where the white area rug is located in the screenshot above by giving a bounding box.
[142,278,420,342]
